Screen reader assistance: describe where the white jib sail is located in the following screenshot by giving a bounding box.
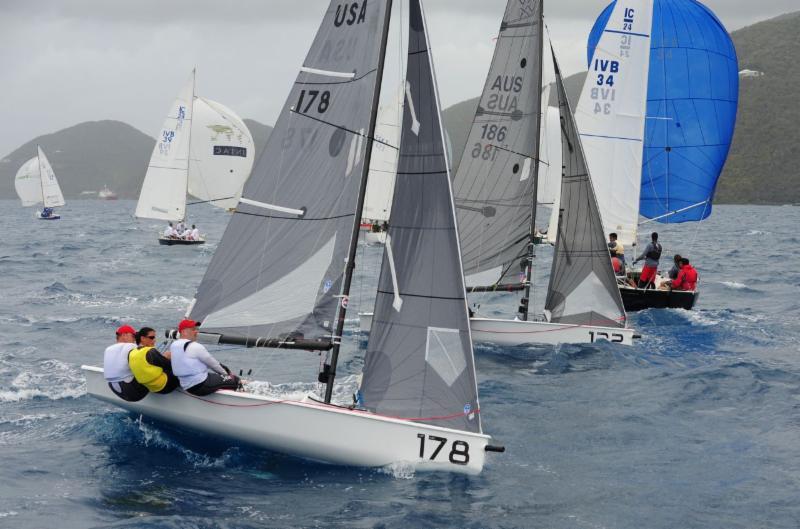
[362,85,403,223]
[135,70,195,221]
[37,147,65,208]
[188,97,255,211]
[543,107,562,244]
[575,0,652,248]
[15,156,42,206]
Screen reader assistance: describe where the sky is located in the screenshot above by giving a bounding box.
[0,0,795,157]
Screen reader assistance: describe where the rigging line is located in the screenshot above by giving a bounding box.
[186,196,236,206]
[288,109,398,151]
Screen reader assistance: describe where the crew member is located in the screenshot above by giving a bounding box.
[169,319,240,396]
[608,233,626,268]
[163,222,177,239]
[668,254,682,280]
[189,224,200,241]
[610,249,624,276]
[128,327,180,394]
[103,325,148,402]
[633,232,663,289]
[671,258,698,291]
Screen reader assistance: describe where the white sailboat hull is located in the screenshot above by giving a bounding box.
[82,366,491,474]
[359,313,635,346]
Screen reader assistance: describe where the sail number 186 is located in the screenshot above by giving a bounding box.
[417,434,470,465]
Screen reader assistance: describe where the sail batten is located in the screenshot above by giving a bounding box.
[360,0,481,434]
[453,0,544,288]
[188,0,391,345]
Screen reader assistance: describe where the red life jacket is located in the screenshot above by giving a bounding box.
[674,265,698,291]
[611,256,621,274]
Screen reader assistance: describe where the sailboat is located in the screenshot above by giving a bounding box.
[83,0,502,474]
[135,70,255,245]
[98,185,118,200]
[576,0,738,310]
[15,146,66,220]
[415,0,635,346]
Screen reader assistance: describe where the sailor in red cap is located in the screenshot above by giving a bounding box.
[169,319,240,395]
[103,324,148,402]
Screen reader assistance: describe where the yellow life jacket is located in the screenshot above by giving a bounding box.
[128,346,167,392]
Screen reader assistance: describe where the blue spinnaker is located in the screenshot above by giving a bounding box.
[588,0,738,223]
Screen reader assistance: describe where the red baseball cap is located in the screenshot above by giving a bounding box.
[116,325,136,336]
[178,319,201,332]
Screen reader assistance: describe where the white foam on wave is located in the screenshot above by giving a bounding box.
[133,416,240,469]
[721,281,748,290]
[379,461,417,480]
[0,359,86,402]
[0,512,19,518]
[244,374,360,407]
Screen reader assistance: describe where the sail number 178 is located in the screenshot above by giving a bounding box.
[417,433,470,465]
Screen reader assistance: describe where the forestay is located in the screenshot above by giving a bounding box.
[588,0,739,224]
[135,71,195,221]
[453,0,543,288]
[576,0,652,248]
[360,0,481,434]
[14,156,41,206]
[37,147,65,208]
[188,0,390,344]
[545,49,626,328]
[188,97,255,211]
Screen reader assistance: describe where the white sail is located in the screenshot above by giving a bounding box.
[537,85,558,206]
[14,156,41,206]
[362,86,403,223]
[575,0,652,248]
[544,107,562,244]
[135,70,195,221]
[37,147,65,208]
[188,97,255,210]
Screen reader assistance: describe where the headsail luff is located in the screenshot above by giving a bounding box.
[360,0,481,434]
[545,48,627,328]
[576,0,653,248]
[135,71,195,221]
[15,156,42,207]
[188,1,391,347]
[453,0,544,289]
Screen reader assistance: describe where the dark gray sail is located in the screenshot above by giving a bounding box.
[360,0,481,434]
[188,1,390,345]
[453,0,543,288]
[544,49,626,328]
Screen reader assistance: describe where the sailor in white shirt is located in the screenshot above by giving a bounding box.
[189,225,200,241]
[169,319,240,396]
[163,222,174,238]
[103,325,148,402]
[176,221,186,234]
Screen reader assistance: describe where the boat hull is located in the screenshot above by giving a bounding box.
[82,366,491,474]
[37,215,61,220]
[359,313,635,346]
[159,237,205,246]
[620,285,698,311]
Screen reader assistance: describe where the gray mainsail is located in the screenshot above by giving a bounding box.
[453,0,544,288]
[360,0,481,433]
[544,49,626,328]
[188,1,390,345]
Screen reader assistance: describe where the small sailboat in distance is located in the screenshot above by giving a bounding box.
[83,0,502,474]
[98,185,118,200]
[135,69,255,245]
[15,146,65,220]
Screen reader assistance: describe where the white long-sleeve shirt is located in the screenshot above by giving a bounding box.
[169,338,226,389]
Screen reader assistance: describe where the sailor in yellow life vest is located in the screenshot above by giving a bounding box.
[128,327,180,394]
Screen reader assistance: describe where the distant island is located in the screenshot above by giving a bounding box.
[1,11,797,205]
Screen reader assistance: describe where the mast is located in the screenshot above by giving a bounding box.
[322,0,394,403]
[520,1,545,322]
[184,68,196,223]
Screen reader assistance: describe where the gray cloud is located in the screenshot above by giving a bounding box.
[0,0,796,157]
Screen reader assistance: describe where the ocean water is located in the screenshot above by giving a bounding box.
[0,200,798,529]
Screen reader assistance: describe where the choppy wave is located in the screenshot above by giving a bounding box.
[0,359,85,402]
